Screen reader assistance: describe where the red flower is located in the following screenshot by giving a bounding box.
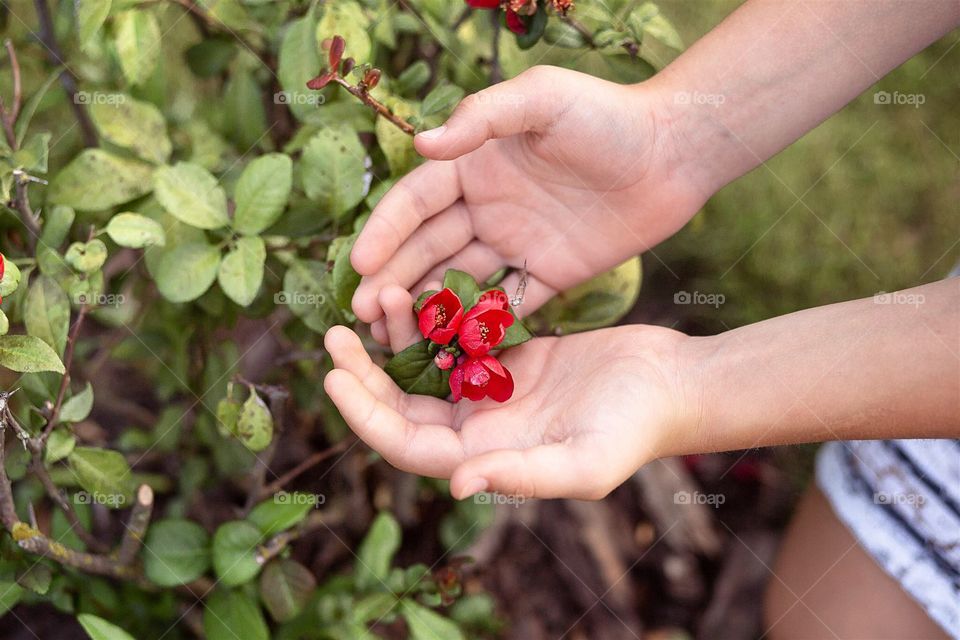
[417,288,464,345]
[458,290,514,356]
[450,355,514,402]
[465,0,501,7]
[434,350,455,370]
[505,10,527,34]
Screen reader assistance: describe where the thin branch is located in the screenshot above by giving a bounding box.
[257,438,353,501]
[255,506,344,565]
[118,485,154,564]
[332,77,415,135]
[452,7,474,31]
[4,39,21,124]
[33,0,97,147]
[42,305,89,442]
[560,15,597,48]
[30,454,109,552]
[489,10,502,85]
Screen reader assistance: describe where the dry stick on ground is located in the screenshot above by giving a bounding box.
[33,0,97,147]
[257,438,354,501]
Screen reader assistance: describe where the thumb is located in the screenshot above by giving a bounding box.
[449,443,610,501]
[414,66,562,161]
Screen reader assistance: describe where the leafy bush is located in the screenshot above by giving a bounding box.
[0,0,672,637]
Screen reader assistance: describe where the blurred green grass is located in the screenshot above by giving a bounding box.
[651,1,959,329]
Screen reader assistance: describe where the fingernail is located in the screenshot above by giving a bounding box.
[458,477,488,499]
[417,125,446,140]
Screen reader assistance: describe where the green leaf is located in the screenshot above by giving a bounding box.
[65,240,108,274]
[40,205,75,248]
[216,397,241,437]
[14,132,50,173]
[77,613,136,640]
[204,589,268,640]
[300,126,366,219]
[153,162,229,229]
[280,259,344,334]
[395,60,431,96]
[235,389,273,452]
[89,95,171,164]
[212,520,263,586]
[0,582,23,616]
[401,599,465,640]
[0,259,21,296]
[68,447,135,508]
[48,150,154,211]
[278,12,320,122]
[44,428,76,464]
[25,275,70,355]
[355,512,401,590]
[144,518,211,587]
[531,257,642,334]
[218,236,265,306]
[352,592,398,624]
[223,66,267,150]
[248,493,314,537]
[377,97,419,176]
[331,233,361,312]
[16,564,52,595]
[154,241,221,303]
[105,213,166,248]
[259,559,316,622]
[15,70,60,147]
[316,1,372,63]
[631,2,683,50]
[420,84,464,119]
[76,0,112,52]
[186,37,237,78]
[114,9,161,86]
[0,335,65,373]
[514,5,547,50]
[383,340,450,398]
[59,382,94,423]
[442,269,480,309]
[233,153,292,235]
[0,310,8,336]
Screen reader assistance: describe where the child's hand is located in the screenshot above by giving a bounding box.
[323,286,694,500]
[350,66,708,340]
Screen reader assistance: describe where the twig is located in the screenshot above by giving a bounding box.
[42,305,90,442]
[332,77,415,135]
[118,485,154,564]
[255,506,344,565]
[489,10,502,84]
[30,453,108,552]
[33,0,97,147]
[257,438,353,500]
[3,40,21,124]
[560,15,597,48]
[452,7,474,30]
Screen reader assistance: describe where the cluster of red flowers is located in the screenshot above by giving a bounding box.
[466,0,573,35]
[418,288,516,402]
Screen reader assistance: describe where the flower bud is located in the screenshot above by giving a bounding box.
[434,350,455,371]
[363,68,381,89]
[341,57,356,76]
[328,35,346,70]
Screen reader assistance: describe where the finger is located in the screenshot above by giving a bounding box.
[353,202,474,322]
[414,66,566,161]
[412,241,503,297]
[351,161,461,277]
[370,320,388,345]
[497,271,557,317]
[449,443,606,500]
[324,326,451,425]
[324,369,463,477]
[378,285,421,353]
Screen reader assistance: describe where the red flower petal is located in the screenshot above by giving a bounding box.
[505,10,527,34]
[466,0,501,7]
